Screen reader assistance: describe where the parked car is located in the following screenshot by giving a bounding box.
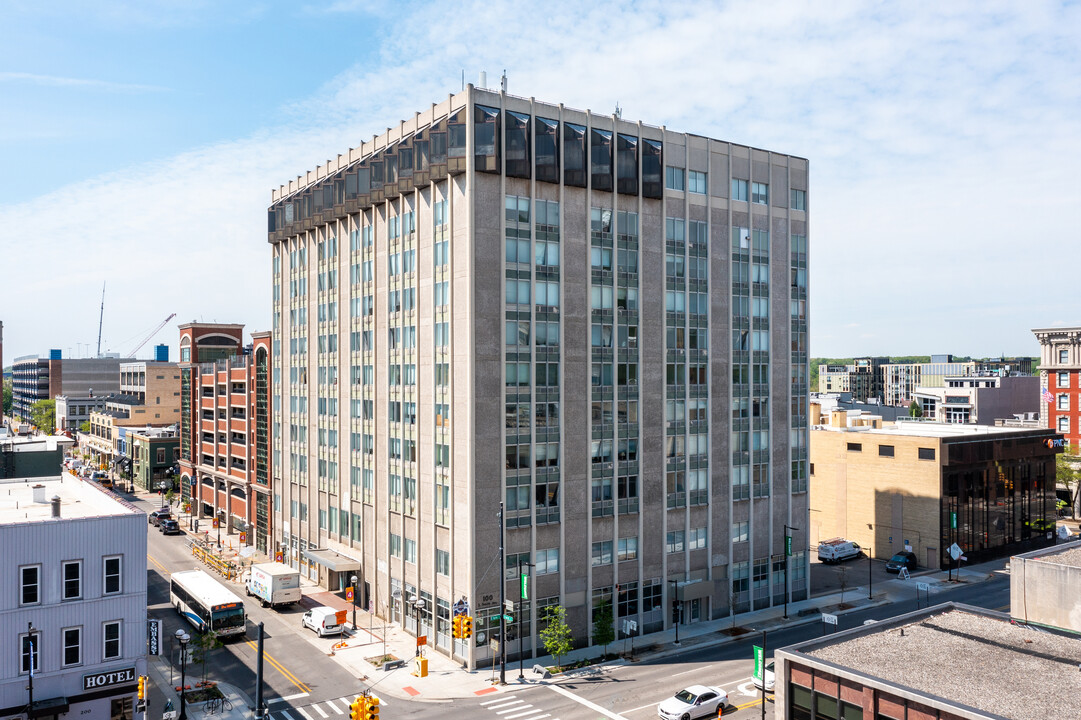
[149,508,173,526]
[657,685,728,720]
[159,519,182,535]
[818,538,862,564]
[752,661,776,692]
[885,551,917,574]
[302,606,344,637]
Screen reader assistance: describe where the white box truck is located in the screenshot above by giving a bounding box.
[245,562,301,608]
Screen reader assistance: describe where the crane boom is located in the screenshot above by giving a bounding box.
[129,312,177,357]
[96,282,106,357]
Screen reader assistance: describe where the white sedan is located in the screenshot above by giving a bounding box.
[752,661,775,692]
[657,685,728,720]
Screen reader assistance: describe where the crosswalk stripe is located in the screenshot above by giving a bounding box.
[486,701,524,710]
[508,714,549,720]
[500,707,536,718]
[323,699,343,714]
[296,707,315,720]
[311,705,329,718]
[278,711,295,720]
[482,696,516,706]
[496,704,529,715]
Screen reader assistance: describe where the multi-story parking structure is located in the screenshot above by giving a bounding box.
[266,86,810,667]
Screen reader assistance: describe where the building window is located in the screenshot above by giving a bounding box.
[918,447,936,461]
[789,685,812,720]
[1059,394,1070,411]
[1058,372,1070,388]
[591,541,613,566]
[436,549,450,576]
[20,565,41,605]
[731,178,748,201]
[1059,416,1070,433]
[846,442,862,452]
[103,556,122,595]
[21,631,41,674]
[63,560,82,600]
[666,167,685,191]
[689,527,707,551]
[878,444,895,458]
[666,530,685,553]
[688,170,707,194]
[63,626,82,667]
[751,182,768,204]
[389,533,402,558]
[733,521,749,543]
[617,537,638,562]
[404,538,417,564]
[103,620,122,660]
[790,188,806,210]
[1060,349,1069,364]
[536,548,560,575]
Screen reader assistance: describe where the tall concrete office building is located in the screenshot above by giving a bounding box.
[267,86,810,667]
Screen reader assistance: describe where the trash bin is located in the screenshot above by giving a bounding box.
[412,656,428,678]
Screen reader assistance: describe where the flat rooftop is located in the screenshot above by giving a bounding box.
[0,475,140,524]
[804,607,1078,720]
[1020,540,1081,567]
[813,419,1047,439]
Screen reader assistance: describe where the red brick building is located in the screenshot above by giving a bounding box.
[1033,326,1081,449]
[178,323,273,554]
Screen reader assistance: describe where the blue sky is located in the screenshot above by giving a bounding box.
[1,0,1080,363]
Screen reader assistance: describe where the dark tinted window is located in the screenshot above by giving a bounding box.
[448,109,466,158]
[431,131,448,164]
[399,146,413,174]
[415,139,430,172]
[642,139,662,198]
[790,684,812,720]
[918,447,935,460]
[370,161,384,185]
[385,153,398,184]
[846,442,862,452]
[564,123,586,187]
[474,104,500,173]
[879,444,895,457]
[357,166,371,194]
[505,110,530,179]
[313,184,325,211]
[616,133,638,194]
[590,128,613,191]
[345,172,358,199]
[535,117,559,184]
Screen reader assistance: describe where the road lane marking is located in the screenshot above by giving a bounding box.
[278,711,295,720]
[673,664,713,677]
[482,696,516,706]
[622,702,657,714]
[147,554,170,574]
[735,698,766,710]
[502,710,541,720]
[508,715,548,720]
[269,694,310,704]
[496,704,531,715]
[245,640,311,693]
[323,699,343,714]
[296,708,315,720]
[547,684,629,720]
[311,704,328,718]
[486,700,524,710]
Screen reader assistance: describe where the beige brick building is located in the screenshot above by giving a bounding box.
[809,405,1058,570]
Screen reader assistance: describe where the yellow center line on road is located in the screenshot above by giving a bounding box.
[734,697,768,711]
[147,554,170,575]
[245,640,311,694]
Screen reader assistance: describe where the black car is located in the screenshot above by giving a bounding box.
[159,519,182,535]
[885,551,917,573]
[149,508,173,526]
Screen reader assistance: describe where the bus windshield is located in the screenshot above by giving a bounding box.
[212,607,245,630]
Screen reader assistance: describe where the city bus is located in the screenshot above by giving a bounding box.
[169,570,247,637]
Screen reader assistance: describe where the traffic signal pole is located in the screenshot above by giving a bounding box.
[498,501,506,685]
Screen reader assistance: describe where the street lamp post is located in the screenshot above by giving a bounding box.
[667,580,681,646]
[175,629,190,720]
[351,574,359,632]
[517,560,534,680]
[868,545,874,600]
[783,524,799,619]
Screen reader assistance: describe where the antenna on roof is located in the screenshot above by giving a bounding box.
[500,70,507,93]
[461,69,464,91]
[614,102,622,119]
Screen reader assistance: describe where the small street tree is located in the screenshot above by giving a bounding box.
[192,630,222,685]
[30,399,55,434]
[908,400,923,418]
[540,605,573,671]
[2,379,12,415]
[837,563,850,603]
[1057,444,1081,517]
[591,600,614,657]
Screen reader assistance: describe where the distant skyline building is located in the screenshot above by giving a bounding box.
[266,86,810,666]
[11,353,131,425]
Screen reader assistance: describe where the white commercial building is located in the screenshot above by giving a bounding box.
[0,476,147,720]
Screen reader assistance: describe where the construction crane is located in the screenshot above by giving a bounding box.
[96,282,106,357]
[128,313,177,358]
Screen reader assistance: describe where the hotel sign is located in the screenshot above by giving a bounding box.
[83,667,136,691]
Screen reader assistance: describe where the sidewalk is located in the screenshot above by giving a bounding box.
[147,654,255,720]
[311,557,1007,702]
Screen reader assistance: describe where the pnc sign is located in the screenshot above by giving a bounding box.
[1045,438,1067,449]
[83,667,136,691]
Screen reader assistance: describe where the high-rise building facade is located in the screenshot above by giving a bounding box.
[267,87,810,667]
[1033,326,1081,448]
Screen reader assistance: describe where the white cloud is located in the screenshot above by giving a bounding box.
[0,72,168,93]
[2,0,1079,361]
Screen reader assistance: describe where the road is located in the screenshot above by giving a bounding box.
[141,493,1009,720]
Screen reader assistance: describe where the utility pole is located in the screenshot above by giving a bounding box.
[760,629,766,720]
[868,545,874,600]
[498,501,506,685]
[254,623,266,720]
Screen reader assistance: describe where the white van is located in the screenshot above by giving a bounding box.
[302,606,343,637]
[818,538,861,563]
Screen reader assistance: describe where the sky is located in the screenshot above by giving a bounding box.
[1,0,1079,363]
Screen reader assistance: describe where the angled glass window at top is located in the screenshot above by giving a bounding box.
[535,117,560,184]
[504,110,531,179]
[563,123,587,187]
[474,104,500,173]
[641,139,663,198]
[590,128,613,191]
[616,133,638,195]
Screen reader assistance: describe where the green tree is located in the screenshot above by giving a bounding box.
[2,379,12,415]
[191,629,222,685]
[1057,445,1081,517]
[30,399,55,434]
[909,400,923,418]
[591,600,614,656]
[540,605,573,671]
[79,421,91,433]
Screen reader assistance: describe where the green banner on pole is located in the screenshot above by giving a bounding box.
[950,512,958,530]
[753,645,764,682]
[521,572,529,601]
[785,535,792,557]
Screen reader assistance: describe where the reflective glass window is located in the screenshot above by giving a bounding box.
[616,133,638,195]
[590,128,613,191]
[535,117,559,184]
[642,139,663,198]
[448,109,466,158]
[474,104,500,173]
[563,123,586,187]
[505,110,530,179]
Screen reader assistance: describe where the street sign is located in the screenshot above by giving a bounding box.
[752,645,764,682]
[822,613,838,625]
[950,512,958,530]
[917,582,930,592]
[948,543,963,561]
[490,639,500,653]
[521,572,529,600]
[504,599,515,613]
[785,535,792,557]
[622,619,638,635]
[416,635,427,647]
[503,614,514,623]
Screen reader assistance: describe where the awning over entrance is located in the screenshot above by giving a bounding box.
[302,548,361,572]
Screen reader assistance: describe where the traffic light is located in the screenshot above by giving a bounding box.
[461,615,473,639]
[452,615,463,638]
[366,696,380,720]
[137,676,146,700]
[349,697,363,720]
